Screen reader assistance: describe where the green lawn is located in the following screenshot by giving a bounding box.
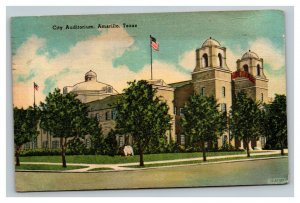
[20,151,272,164]
[15,164,87,171]
[125,154,287,168]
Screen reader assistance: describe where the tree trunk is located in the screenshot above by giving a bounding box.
[139,143,144,167]
[15,153,20,167]
[61,138,67,167]
[62,149,67,167]
[202,141,207,161]
[246,141,250,157]
[15,146,21,166]
[139,151,144,167]
[280,141,284,155]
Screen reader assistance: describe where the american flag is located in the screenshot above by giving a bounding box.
[150,35,159,51]
[33,82,39,91]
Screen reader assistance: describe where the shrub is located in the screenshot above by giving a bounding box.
[102,130,118,156]
[67,138,86,155]
[20,149,62,156]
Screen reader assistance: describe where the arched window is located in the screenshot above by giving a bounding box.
[218,53,223,67]
[243,64,249,72]
[257,64,261,76]
[202,53,208,67]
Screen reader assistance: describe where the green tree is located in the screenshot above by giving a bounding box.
[39,88,90,167]
[115,80,171,166]
[89,117,104,155]
[262,94,287,155]
[14,107,39,166]
[181,94,227,161]
[103,129,118,156]
[67,138,86,155]
[230,92,263,157]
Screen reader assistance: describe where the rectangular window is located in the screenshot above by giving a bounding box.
[24,142,31,150]
[261,93,264,102]
[221,103,227,112]
[179,108,184,116]
[86,139,91,148]
[119,136,124,147]
[222,86,226,98]
[42,141,48,149]
[107,86,112,93]
[63,87,68,94]
[201,87,205,96]
[32,139,38,149]
[174,106,177,115]
[52,141,59,149]
[105,111,111,120]
[111,109,117,120]
[180,134,185,145]
[96,113,100,121]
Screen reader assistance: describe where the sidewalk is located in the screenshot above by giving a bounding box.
[20,149,287,172]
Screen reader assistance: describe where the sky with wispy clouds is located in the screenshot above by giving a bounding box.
[12,10,286,108]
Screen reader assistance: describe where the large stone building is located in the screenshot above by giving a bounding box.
[24,37,269,150]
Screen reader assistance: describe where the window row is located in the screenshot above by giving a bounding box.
[92,109,117,121]
[243,64,261,76]
[25,139,94,150]
[200,86,226,98]
[201,53,223,68]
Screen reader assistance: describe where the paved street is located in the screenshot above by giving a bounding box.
[16,157,288,192]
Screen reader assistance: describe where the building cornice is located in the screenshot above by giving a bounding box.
[192,67,232,74]
[192,78,232,83]
[235,86,268,91]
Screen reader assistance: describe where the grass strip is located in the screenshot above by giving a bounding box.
[15,164,87,171]
[124,153,287,168]
[20,151,272,165]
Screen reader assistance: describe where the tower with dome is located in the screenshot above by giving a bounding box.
[190,37,233,147]
[170,37,269,150]
[233,50,269,103]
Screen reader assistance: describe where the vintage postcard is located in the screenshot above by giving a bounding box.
[12,10,288,192]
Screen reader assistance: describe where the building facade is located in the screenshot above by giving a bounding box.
[24,37,269,151]
[170,38,269,150]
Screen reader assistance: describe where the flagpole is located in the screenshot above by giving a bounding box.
[150,35,153,80]
[33,82,36,149]
[33,82,36,108]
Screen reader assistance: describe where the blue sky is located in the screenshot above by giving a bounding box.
[11,10,286,107]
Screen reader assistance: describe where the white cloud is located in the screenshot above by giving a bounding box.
[137,60,190,84]
[248,38,286,97]
[178,50,195,71]
[268,74,286,96]
[249,38,285,70]
[225,48,240,71]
